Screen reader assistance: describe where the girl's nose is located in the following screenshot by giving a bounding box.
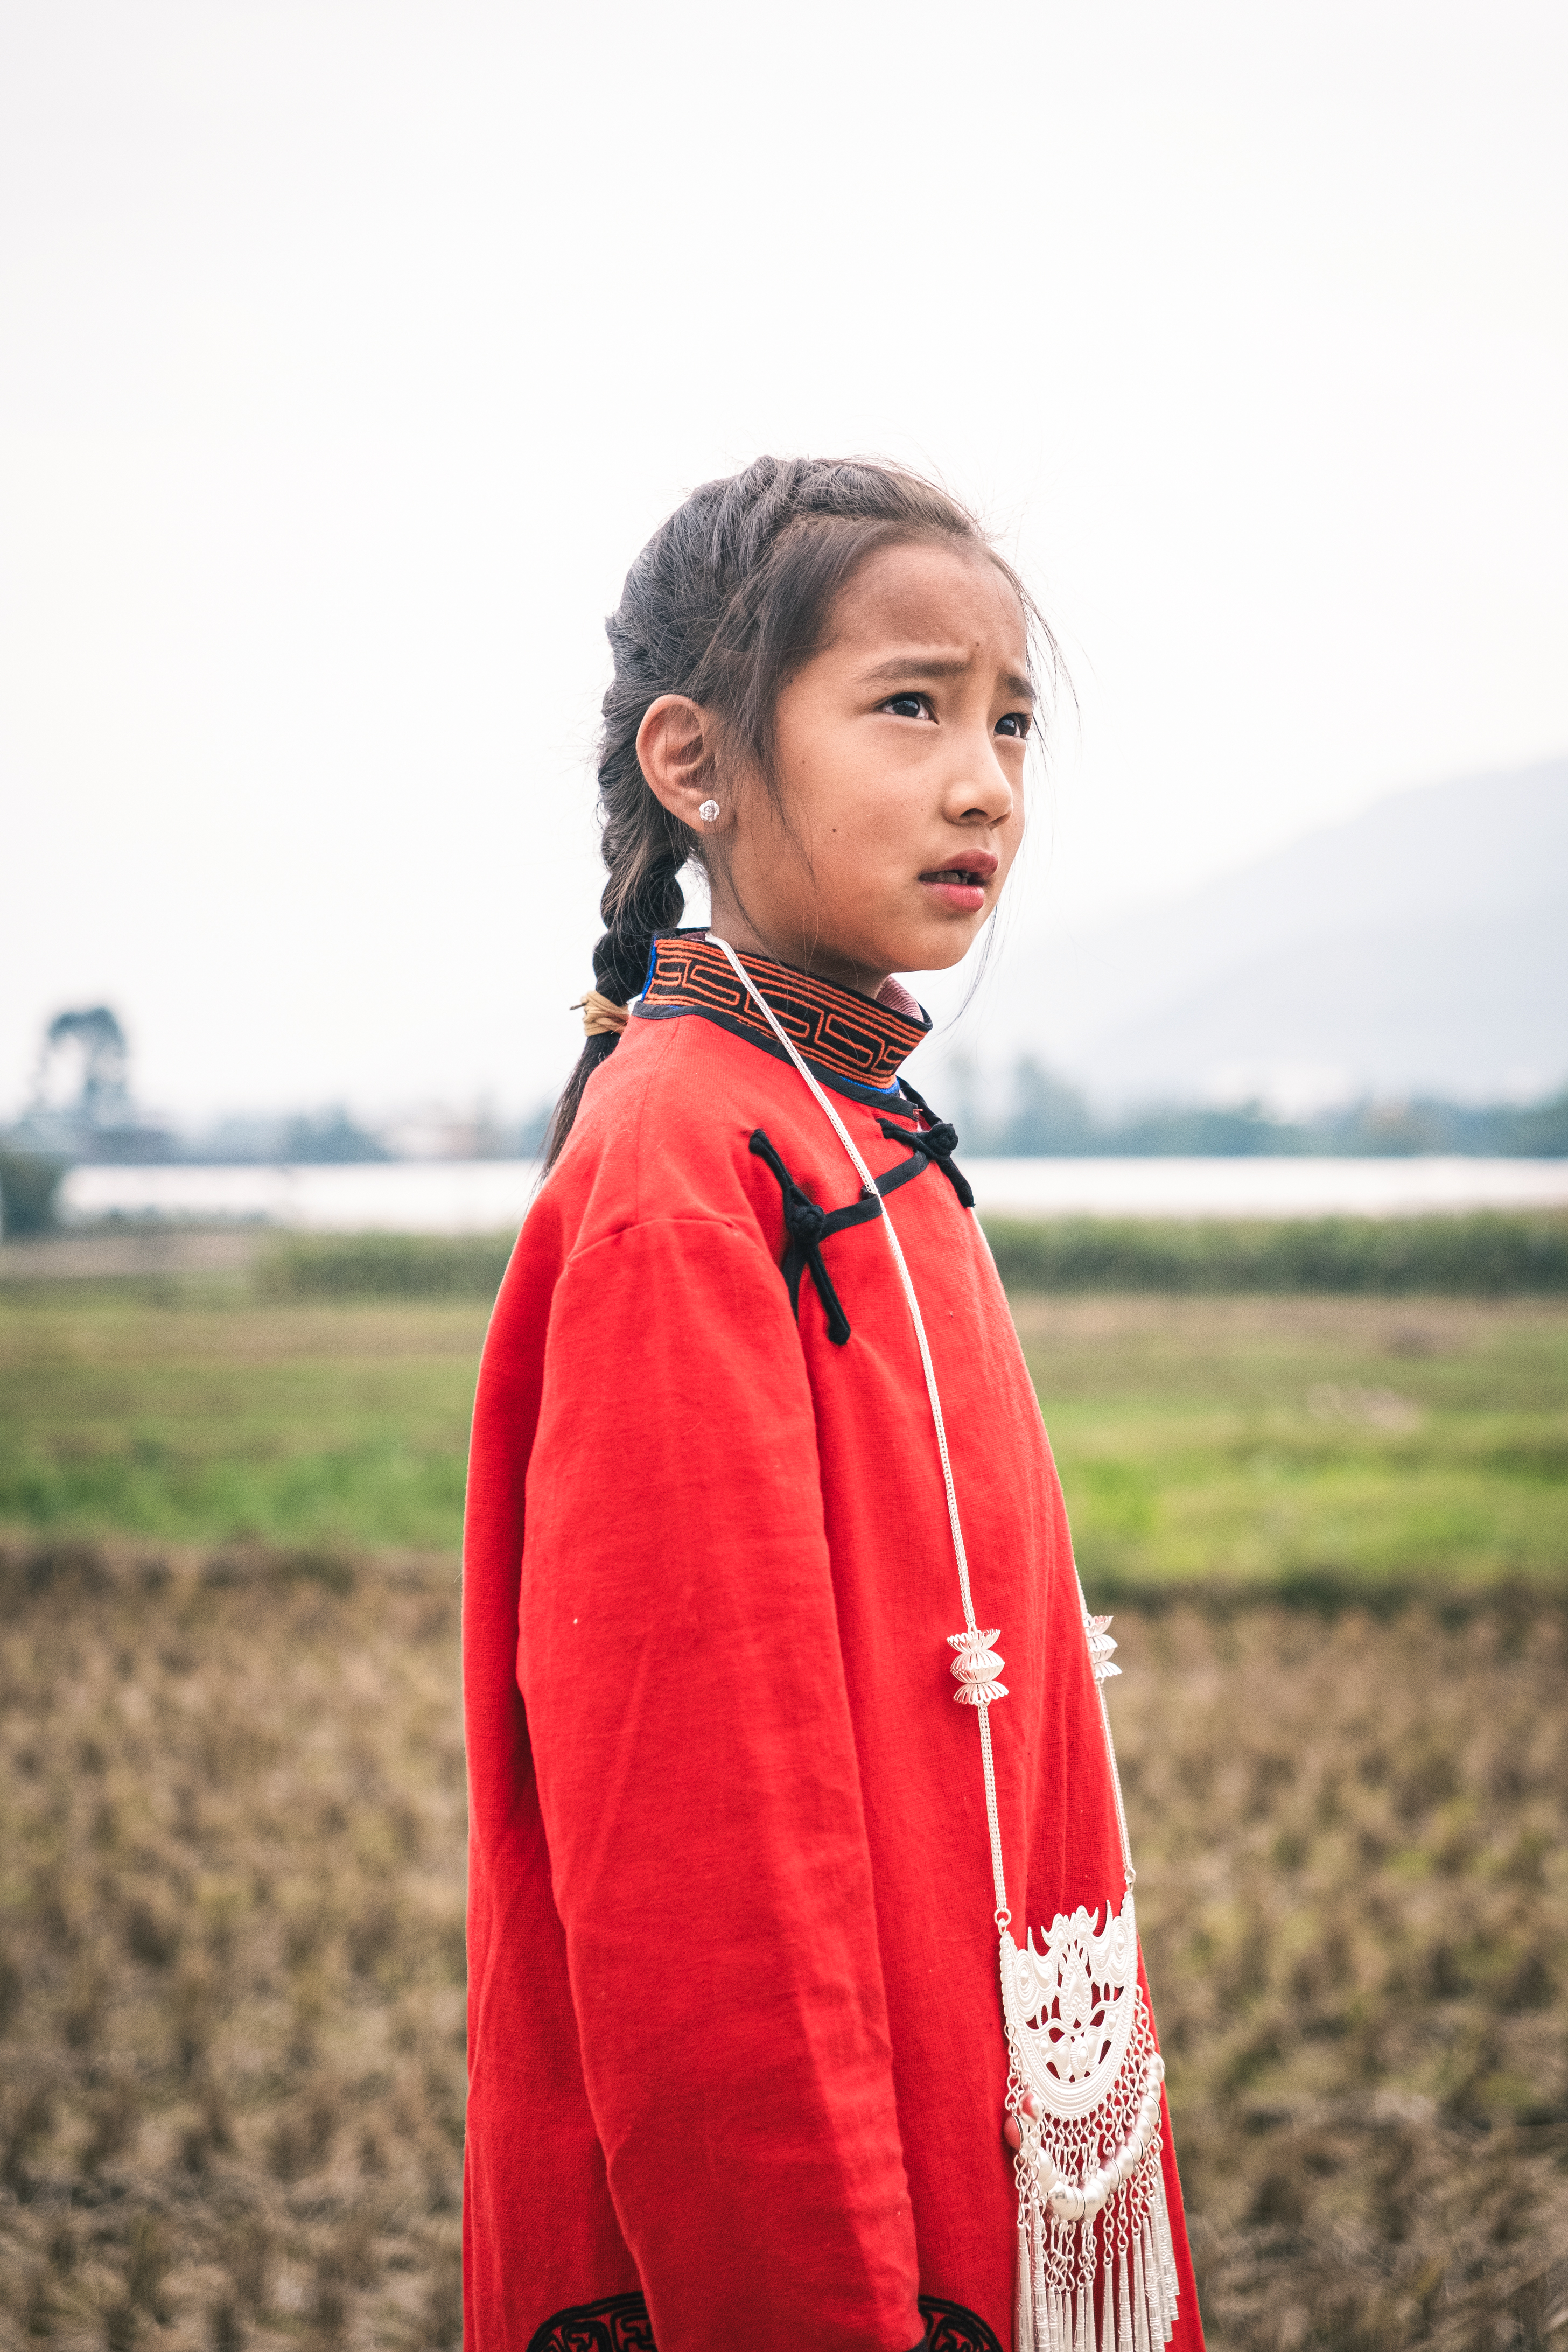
[949,744,1016,824]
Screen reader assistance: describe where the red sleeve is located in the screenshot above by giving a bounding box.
[518,1215,925,2352]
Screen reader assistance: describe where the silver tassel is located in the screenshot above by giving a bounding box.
[1154,2172,1178,2341]
[1011,2149,1184,2352]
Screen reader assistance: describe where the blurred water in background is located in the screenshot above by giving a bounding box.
[57,1157,1568,1231]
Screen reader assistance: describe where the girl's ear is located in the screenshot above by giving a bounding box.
[636,695,717,825]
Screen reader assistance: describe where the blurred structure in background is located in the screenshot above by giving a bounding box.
[1,1006,169,1233]
[11,1006,172,1163]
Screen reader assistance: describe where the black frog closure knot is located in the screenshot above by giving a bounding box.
[782,1193,829,1247]
[748,1099,975,1348]
[879,1116,975,1209]
[748,1131,863,1346]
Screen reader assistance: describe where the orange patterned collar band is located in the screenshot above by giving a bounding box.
[633,930,930,1095]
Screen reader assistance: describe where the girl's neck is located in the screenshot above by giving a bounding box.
[703,902,892,1005]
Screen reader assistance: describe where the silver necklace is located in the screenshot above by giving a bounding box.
[709,936,1181,2352]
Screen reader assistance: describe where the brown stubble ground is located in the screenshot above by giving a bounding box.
[0,1546,466,2352]
[1115,1599,1568,2349]
[1,1544,1565,2352]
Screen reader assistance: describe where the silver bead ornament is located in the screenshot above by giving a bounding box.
[948,1628,1007,1705]
[1032,2053,1165,2220]
[1084,1612,1121,1684]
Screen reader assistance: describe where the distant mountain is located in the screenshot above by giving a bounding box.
[996,758,1567,1108]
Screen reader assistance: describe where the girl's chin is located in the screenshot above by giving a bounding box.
[885,917,987,977]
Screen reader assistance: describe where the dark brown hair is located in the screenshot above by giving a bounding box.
[545,454,1040,1167]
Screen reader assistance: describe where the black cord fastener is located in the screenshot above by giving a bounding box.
[750,1102,971,1345]
[748,1130,886,1346]
[877,1114,975,1208]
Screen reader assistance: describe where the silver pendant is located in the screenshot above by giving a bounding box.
[1000,1891,1179,2350]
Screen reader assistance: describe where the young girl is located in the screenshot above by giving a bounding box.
[463,458,1204,2352]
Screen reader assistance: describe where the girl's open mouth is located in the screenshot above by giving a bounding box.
[919,867,990,914]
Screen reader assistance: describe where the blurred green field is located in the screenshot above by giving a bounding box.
[1015,1293,1568,1589]
[0,1282,480,1552]
[1,1270,1563,1584]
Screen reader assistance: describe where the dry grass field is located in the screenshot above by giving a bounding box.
[1,1540,1564,2352]
[1,1265,1564,2346]
[1116,1594,1568,2349]
[0,1545,466,2352]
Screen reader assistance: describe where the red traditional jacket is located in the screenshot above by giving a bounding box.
[463,934,1204,2352]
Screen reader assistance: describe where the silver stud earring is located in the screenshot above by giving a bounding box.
[698,799,720,824]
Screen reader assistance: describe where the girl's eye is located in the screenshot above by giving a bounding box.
[880,693,933,721]
[995,712,1032,739]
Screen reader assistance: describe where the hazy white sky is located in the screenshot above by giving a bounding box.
[2,0,1565,1119]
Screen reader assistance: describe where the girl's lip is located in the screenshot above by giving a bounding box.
[919,855,996,916]
[920,877,988,914]
[920,852,999,881]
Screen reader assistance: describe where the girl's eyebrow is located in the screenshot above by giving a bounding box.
[860,651,1034,701]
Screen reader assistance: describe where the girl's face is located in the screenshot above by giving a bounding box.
[639,539,1032,995]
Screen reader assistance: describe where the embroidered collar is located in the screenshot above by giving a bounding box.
[633,930,931,1102]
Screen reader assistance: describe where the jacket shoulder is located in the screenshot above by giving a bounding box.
[534,1018,793,1255]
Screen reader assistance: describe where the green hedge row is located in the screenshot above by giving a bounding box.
[256,1210,1568,1301]
[981,1212,1568,1294]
